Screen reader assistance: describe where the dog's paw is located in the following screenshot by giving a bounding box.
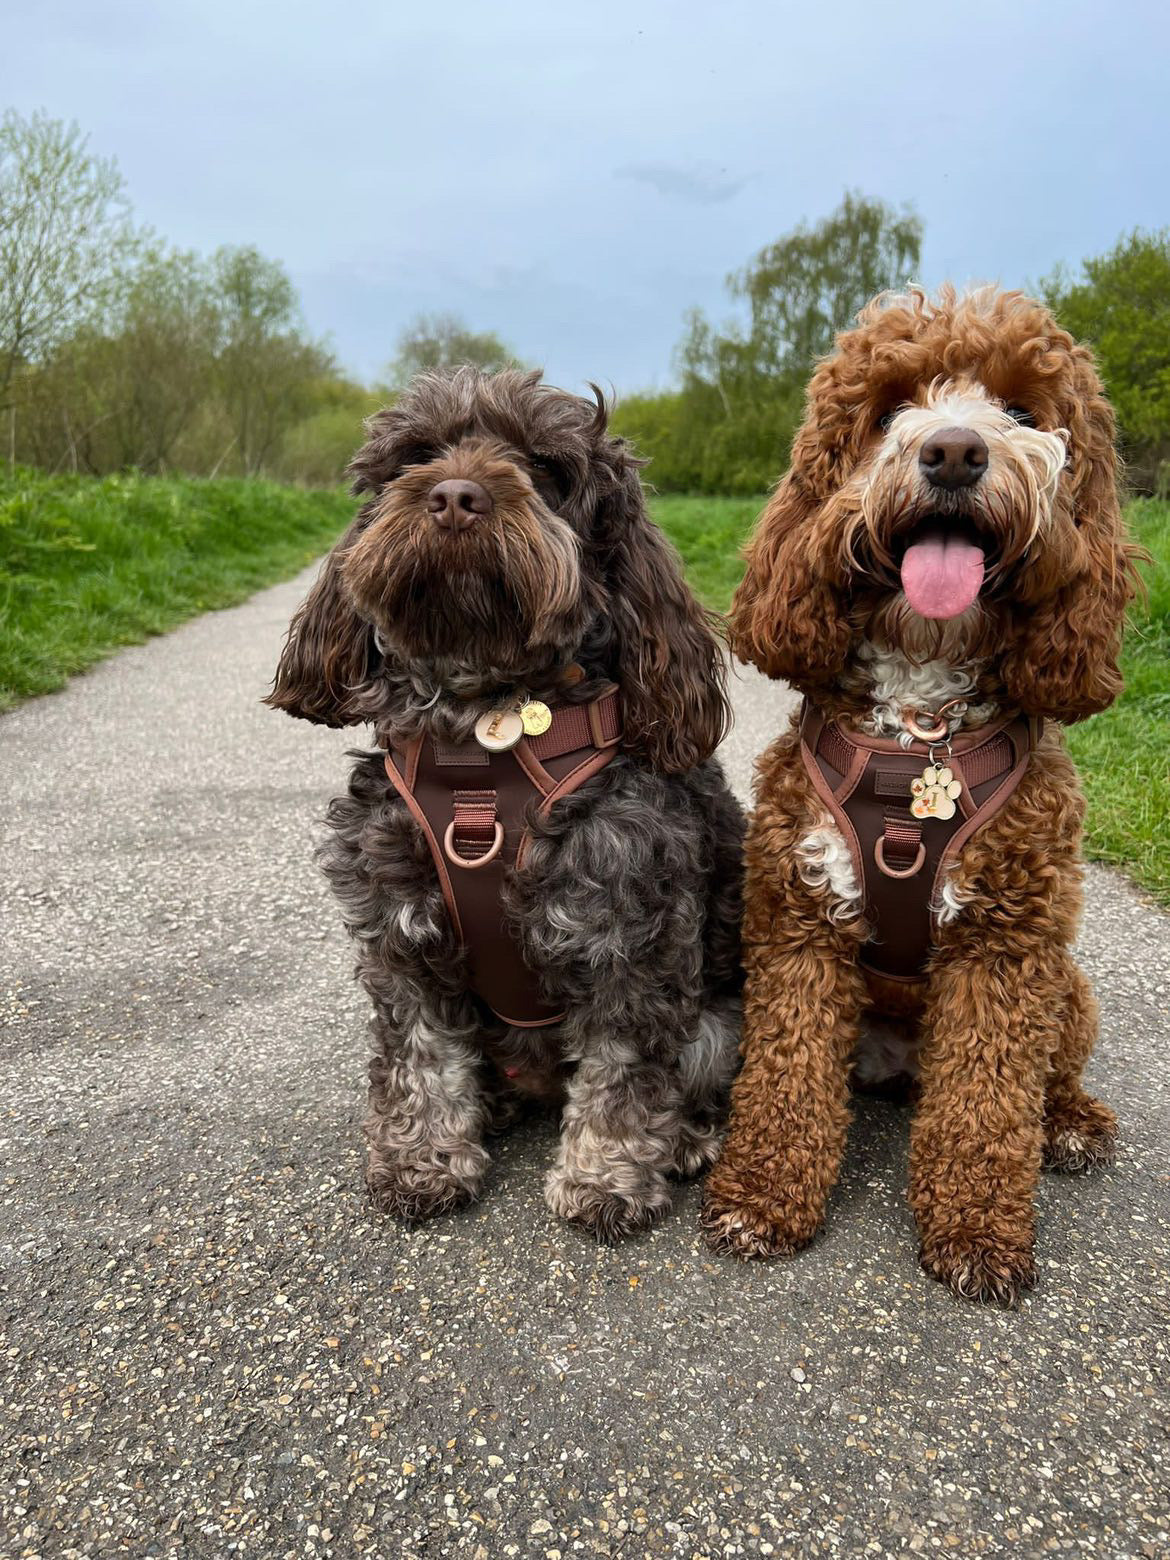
[673,1117,724,1180]
[366,1146,489,1225]
[1043,1094,1117,1174]
[918,1230,1037,1308]
[699,1179,819,1261]
[545,1166,673,1244]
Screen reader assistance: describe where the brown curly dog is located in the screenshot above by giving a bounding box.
[701,286,1143,1305]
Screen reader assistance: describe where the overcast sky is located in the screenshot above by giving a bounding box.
[5,0,1168,395]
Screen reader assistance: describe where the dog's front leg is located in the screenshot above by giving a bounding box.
[365,991,491,1223]
[910,952,1064,1306]
[544,1036,681,1242]
[701,827,868,1259]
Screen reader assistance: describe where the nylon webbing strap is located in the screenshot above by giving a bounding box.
[450,789,498,861]
[881,811,922,869]
[525,690,621,759]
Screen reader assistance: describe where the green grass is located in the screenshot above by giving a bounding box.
[653,493,1170,907]
[1066,499,1170,905]
[647,493,761,611]
[0,466,352,709]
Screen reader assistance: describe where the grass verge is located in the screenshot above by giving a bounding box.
[0,466,351,710]
[653,493,1169,907]
[1065,499,1169,905]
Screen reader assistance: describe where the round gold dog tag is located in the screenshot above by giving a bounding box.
[475,708,524,752]
[520,700,553,736]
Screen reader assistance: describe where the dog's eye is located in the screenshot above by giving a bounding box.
[876,410,897,433]
[530,459,564,506]
[1005,405,1035,427]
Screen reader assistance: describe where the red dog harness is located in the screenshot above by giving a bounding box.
[383,689,622,1027]
[799,700,1041,983]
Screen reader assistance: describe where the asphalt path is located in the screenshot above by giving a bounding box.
[2,564,1168,1557]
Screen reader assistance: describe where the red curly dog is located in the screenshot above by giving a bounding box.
[702,287,1142,1306]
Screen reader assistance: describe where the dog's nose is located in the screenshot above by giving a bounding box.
[427,479,493,531]
[919,427,989,491]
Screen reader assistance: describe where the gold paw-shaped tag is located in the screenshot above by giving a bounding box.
[910,764,962,821]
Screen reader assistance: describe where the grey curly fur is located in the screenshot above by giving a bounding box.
[268,368,744,1241]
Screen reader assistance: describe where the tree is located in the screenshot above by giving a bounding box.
[13,248,224,475]
[638,193,923,493]
[1043,229,1170,492]
[211,246,334,475]
[387,312,518,388]
[0,110,140,408]
[731,190,923,378]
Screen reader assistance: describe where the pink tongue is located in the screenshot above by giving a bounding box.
[901,530,986,620]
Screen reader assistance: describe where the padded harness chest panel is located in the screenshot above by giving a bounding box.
[383,691,622,1028]
[799,702,1038,982]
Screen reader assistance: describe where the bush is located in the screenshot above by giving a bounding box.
[273,400,379,487]
[1043,230,1170,493]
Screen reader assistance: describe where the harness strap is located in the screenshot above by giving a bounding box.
[525,693,622,758]
[960,731,1014,786]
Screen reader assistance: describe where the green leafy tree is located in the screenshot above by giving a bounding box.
[732,190,922,377]
[387,312,518,388]
[1043,229,1170,493]
[0,110,140,409]
[14,248,219,474]
[211,246,334,475]
[624,194,923,494]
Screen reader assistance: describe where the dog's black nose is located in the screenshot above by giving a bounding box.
[427,479,493,532]
[919,427,989,491]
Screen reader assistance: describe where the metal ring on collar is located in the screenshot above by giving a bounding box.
[903,698,967,744]
[443,820,504,868]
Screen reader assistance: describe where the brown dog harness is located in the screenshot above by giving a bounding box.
[383,689,623,1027]
[799,700,1041,984]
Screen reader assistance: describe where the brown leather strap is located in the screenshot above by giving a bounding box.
[384,691,623,1028]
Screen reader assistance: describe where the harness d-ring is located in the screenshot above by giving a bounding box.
[443,819,504,868]
[874,836,926,879]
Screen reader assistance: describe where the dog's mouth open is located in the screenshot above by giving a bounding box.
[898,516,987,621]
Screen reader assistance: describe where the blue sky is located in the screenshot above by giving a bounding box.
[4,0,1168,394]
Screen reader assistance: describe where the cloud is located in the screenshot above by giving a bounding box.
[615,161,747,205]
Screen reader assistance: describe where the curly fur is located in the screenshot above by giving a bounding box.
[703,287,1140,1304]
[268,368,744,1240]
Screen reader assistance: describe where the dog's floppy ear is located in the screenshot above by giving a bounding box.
[602,462,730,773]
[998,364,1141,722]
[265,514,376,726]
[729,424,853,691]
